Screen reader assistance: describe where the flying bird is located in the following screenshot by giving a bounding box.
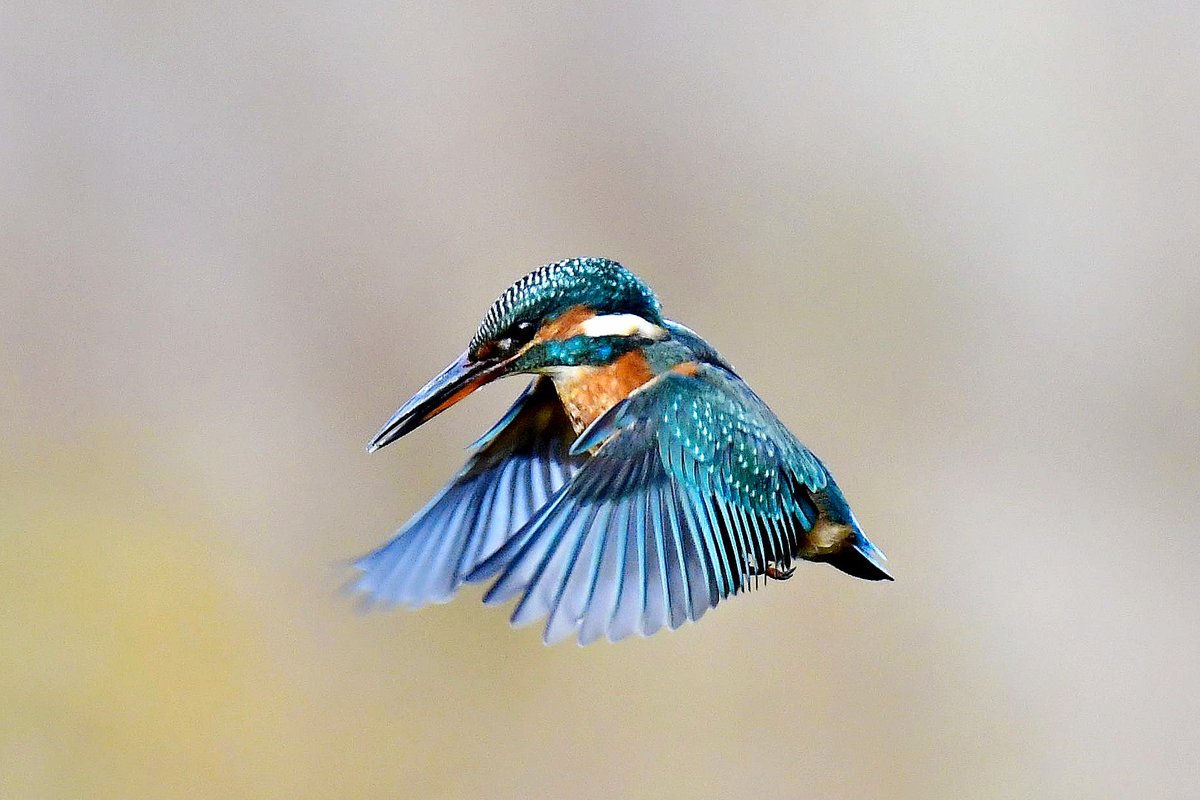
[355,257,890,644]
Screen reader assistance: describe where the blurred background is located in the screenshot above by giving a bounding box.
[3,3,1198,798]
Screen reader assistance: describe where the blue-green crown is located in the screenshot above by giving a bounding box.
[468,258,663,357]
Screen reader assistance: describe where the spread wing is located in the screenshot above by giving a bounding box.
[353,377,583,608]
[468,362,840,645]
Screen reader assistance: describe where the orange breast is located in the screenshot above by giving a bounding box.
[553,350,655,434]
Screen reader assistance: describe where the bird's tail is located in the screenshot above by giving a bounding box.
[803,476,893,581]
[826,532,892,581]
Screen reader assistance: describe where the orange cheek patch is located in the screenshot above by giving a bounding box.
[535,305,595,342]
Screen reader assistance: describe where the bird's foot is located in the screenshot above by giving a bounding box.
[764,561,795,581]
[748,556,796,581]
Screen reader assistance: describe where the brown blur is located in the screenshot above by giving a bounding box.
[3,4,1198,799]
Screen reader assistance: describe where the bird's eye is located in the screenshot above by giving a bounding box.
[492,321,536,358]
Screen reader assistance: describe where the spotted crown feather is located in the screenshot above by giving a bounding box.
[468,258,663,358]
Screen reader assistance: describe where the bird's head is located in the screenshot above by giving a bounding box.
[368,257,667,451]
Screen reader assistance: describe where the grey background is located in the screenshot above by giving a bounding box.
[3,3,1198,798]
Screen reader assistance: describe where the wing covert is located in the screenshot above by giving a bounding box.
[470,363,837,644]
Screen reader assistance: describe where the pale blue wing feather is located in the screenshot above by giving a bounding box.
[469,362,889,644]
[354,377,582,608]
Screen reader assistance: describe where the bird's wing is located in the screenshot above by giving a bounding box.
[353,376,583,608]
[468,362,833,644]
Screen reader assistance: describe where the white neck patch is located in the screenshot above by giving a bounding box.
[578,313,667,340]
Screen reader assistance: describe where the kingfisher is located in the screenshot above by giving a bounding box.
[355,257,890,645]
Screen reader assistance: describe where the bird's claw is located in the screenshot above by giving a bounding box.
[747,556,796,581]
[764,561,796,581]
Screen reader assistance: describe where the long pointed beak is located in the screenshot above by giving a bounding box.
[367,350,510,452]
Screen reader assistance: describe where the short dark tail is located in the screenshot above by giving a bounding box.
[802,474,893,582]
[828,536,893,581]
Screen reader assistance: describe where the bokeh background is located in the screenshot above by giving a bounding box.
[4,3,1199,798]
